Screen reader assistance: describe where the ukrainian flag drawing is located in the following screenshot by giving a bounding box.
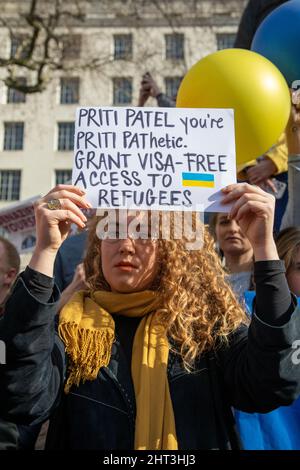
[182,172,215,188]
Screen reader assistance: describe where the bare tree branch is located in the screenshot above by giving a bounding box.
[0,0,87,93]
[0,0,245,94]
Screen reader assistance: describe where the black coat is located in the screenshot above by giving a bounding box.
[1,274,300,450]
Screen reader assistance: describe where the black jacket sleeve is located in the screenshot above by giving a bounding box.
[0,273,65,425]
[219,261,300,413]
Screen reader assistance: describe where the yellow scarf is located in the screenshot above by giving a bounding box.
[59,290,178,450]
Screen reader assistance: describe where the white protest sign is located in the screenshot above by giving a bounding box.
[72,107,237,212]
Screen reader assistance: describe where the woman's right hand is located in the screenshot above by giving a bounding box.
[34,185,91,253]
[30,185,91,277]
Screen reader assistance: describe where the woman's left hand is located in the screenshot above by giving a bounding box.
[221,183,279,261]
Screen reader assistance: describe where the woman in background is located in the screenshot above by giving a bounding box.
[210,213,254,305]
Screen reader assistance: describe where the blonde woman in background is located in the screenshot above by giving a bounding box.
[276,227,300,298]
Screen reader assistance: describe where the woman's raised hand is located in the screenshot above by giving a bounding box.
[221,183,278,261]
[30,185,91,277]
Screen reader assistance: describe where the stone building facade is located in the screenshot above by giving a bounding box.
[0,0,247,206]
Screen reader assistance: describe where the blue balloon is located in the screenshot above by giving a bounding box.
[251,0,300,86]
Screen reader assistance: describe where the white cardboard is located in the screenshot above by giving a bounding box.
[72,107,237,212]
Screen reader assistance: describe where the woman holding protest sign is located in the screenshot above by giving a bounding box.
[0,182,300,450]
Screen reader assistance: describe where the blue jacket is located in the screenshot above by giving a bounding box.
[54,231,88,292]
[234,292,300,450]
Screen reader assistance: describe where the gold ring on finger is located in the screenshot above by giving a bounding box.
[47,199,62,210]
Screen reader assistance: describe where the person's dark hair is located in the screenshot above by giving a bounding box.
[0,236,20,273]
[234,0,288,49]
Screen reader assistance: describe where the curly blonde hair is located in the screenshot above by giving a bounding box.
[84,211,248,370]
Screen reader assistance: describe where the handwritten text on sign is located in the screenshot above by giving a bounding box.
[72,107,236,212]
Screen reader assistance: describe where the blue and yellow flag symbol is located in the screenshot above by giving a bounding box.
[182,172,215,188]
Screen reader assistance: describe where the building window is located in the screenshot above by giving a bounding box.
[7,78,26,103]
[55,169,72,185]
[11,36,22,57]
[60,78,80,104]
[0,170,21,201]
[113,78,132,105]
[216,33,236,50]
[165,76,183,101]
[57,122,75,151]
[114,34,133,60]
[10,36,30,59]
[165,34,184,60]
[62,35,82,59]
[4,123,24,150]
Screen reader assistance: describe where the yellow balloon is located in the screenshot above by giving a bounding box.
[176,49,291,166]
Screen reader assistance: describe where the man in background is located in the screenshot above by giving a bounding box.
[0,237,20,449]
[0,237,20,317]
